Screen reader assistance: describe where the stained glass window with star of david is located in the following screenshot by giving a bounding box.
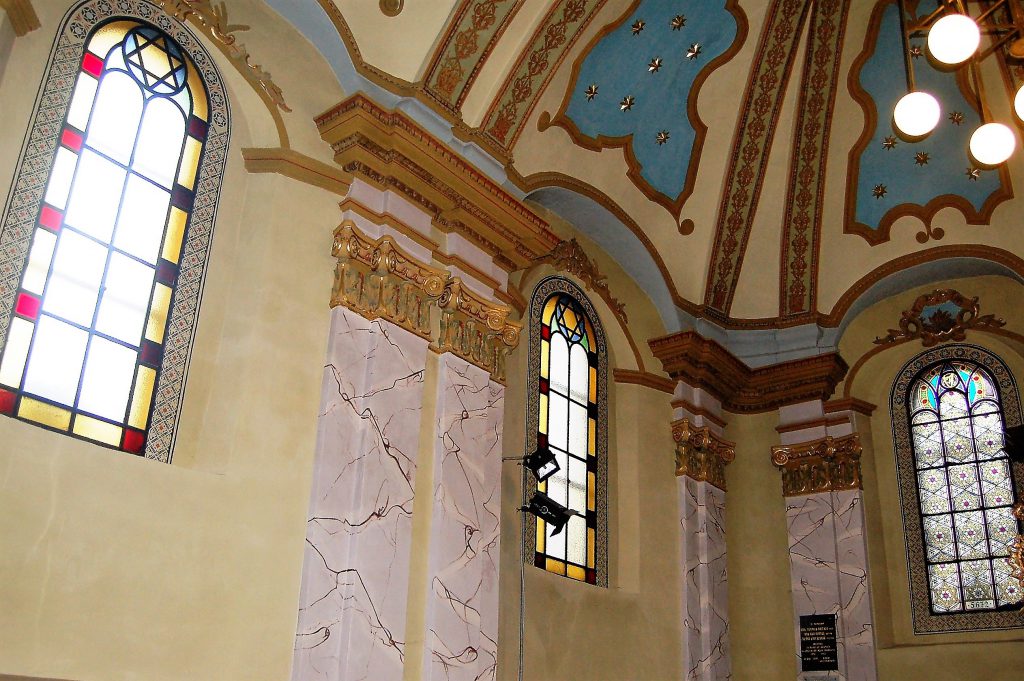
[0,19,210,454]
[907,359,1022,612]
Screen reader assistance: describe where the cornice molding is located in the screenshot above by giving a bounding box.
[612,369,675,394]
[650,330,848,413]
[771,433,863,496]
[672,418,736,490]
[0,0,38,35]
[316,95,560,271]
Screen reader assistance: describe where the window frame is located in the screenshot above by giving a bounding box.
[525,276,608,587]
[0,0,229,463]
[891,344,1024,633]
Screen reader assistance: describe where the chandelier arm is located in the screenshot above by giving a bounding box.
[976,30,1017,60]
[974,0,1010,26]
[899,0,919,90]
[968,54,995,122]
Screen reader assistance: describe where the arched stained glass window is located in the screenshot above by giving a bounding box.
[0,2,228,462]
[527,277,607,586]
[892,345,1024,633]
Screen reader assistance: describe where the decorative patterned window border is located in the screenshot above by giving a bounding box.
[0,0,229,463]
[891,344,1024,633]
[525,276,608,587]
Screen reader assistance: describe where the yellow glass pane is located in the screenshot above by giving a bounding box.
[128,366,156,430]
[536,520,546,554]
[145,283,172,344]
[587,472,596,511]
[545,557,566,576]
[589,365,597,402]
[72,414,122,446]
[538,478,547,494]
[542,295,559,325]
[587,528,596,568]
[162,207,188,264]
[0,317,34,388]
[562,306,577,330]
[540,339,550,379]
[567,564,586,581]
[186,55,208,122]
[87,21,135,58]
[539,393,548,434]
[588,418,596,456]
[177,136,202,190]
[19,397,71,430]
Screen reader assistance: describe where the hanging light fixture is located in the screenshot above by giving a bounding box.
[928,13,981,64]
[894,91,942,137]
[970,122,1017,164]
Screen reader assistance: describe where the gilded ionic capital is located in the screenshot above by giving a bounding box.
[435,278,522,384]
[331,221,448,339]
[672,418,735,491]
[771,434,863,497]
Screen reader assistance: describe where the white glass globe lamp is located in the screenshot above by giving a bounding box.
[928,13,981,65]
[1014,84,1024,122]
[893,91,941,137]
[969,123,1016,165]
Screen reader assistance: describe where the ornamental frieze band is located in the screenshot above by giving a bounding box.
[771,433,863,497]
[672,418,736,491]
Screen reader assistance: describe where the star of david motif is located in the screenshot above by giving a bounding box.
[123,28,188,95]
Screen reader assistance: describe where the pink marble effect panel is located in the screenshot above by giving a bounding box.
[422,355,504,681]
[679,477,731,681]
[785,491,877,681]
[292,307,429,681]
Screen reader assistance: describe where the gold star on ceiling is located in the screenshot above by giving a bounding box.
[915,151,930,166]
[966,167,981,181]
[671,15,686,30]
[649,57,663,73]
[882,136,897,150]
[910,44,923,58]
[632,19,645,35]
[656,130,670,145]
[585,84,598,101]
[620,95,635,111]
[949,111,964,126]
[687,43,702,60]
[873,184,888,199]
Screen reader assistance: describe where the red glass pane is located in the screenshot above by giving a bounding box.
[15,293,40,319]
[61,128,83,152]
[541,325,551,341]
[140,340,162,367]
[171,185,194,210]
[122,428,146,454]
[156,259,178,286]
[188,116,208,140]
[0,388,16,415]
[39,206,63,231]
[539,377,549,394]
[534,553,546,568]
[586,568,596,584]
[81,52,103,77]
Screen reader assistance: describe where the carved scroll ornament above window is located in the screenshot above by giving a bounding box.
[874,289,1005,348]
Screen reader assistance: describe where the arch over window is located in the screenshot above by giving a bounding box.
[0,1,229,462]
[892,345,1024,633]
[526,277,608,586]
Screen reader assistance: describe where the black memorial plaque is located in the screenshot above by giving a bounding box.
[799,614,838,672]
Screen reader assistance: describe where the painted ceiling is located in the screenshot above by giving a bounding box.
[271,0,1024,354]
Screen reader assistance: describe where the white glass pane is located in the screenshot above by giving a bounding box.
[569,343,589,404]
[77,336,136,421]
[551,451,569,504]
[86,71,143,164]
[133,98,186,188]
[66,73,99,132]
[43,230,107,327]
[64,150,127,243]
[44,147,78,210]
[567,456,587,513]
[22,316,88,405]
[548,392,568,451]
[568,401,588,457]
[545,517,567,562]
[95,253,154,346]
[0,317,34,388]
[566,516,586,566]
[549,333,569,395]
[939,390,969,421]
[21,230,57,295]
[113,175,170,263]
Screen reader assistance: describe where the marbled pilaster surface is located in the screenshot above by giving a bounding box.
[679,477,731,681]
[292,307,429,681]
[785,490,876,681]
[422,355,504,681]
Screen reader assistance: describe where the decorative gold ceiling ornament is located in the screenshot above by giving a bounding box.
[331,220,449,340]
[771,433,863,497]
[873,288,1006,347]
[1009,502,1024,600]
[160,0,291,112]
[532,238,627,324]
[379,0,404,17]
[0,0,40,35]
[436,278,521,384]
[672,418,735,490]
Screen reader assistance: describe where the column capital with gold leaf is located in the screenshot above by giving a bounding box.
[672,418,735,491]
[770,433,863,497]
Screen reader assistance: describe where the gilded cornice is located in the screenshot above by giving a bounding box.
[0,0,39,35]
[672,418,735,491]
[436,278,521,384]
[650,330,848,413]
[771,433,862,497]
[316,95,560,271]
